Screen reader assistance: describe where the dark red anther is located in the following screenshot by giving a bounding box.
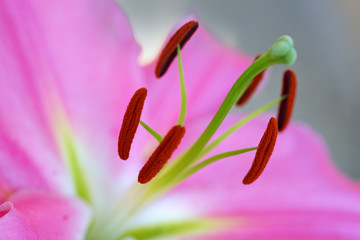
[278,69,297,132]
[118,88,147,160]
[243,117,278,185]
[237,55,267,106]
[155,20,199,78]
[138,125,185,184]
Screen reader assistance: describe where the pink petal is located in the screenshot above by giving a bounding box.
[25,0,146,170]
[0,0,145,193]
[169,115,360,238]
[0,190,90,240]
[0,202,37,240]
[142,25,253,133]
[0,132,54,200]
[189,210,360,240]
[0,1,76,194]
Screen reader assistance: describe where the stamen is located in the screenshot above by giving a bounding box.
[237,55,267,106]
[277,69,297,131]
[118,88,147,160]
[155,20,199,78]
[138,125,185,184]
[243,117,278,185]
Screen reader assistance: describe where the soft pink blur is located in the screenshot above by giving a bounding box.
[0,0,360,239]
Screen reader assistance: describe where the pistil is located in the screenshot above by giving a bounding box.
[237,55,267,106]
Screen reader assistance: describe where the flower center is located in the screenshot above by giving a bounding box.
[118,21,297,188]
[87,20,298,240]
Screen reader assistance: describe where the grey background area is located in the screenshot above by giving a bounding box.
[119,0,360,179]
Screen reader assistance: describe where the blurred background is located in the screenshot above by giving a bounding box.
[118,0,360,179]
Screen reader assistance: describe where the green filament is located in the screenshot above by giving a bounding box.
[140,120,163,143]
[177,45,187,126]
[200,96,285,158]
[179,147,258,182]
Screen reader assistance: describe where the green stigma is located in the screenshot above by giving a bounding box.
[267,35,297,65]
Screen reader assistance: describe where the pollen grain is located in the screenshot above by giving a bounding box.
[118,88,147,160]
[138,125,185,184]
[243,117,278,185]
[155,20,199,78]
[278,69,297,131]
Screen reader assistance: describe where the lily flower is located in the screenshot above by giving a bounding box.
[1,0,360,239]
